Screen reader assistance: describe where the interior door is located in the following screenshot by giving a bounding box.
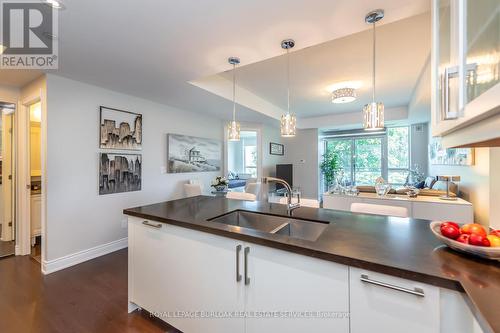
[245,243,350,333]
[1,111,14,242]
[353,137,383,185]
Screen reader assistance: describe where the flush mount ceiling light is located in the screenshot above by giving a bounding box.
[44,0,65,9]
[332,87,357,104]
[280,39,296,138]
[227,56,241,142]
[363,9,385,131]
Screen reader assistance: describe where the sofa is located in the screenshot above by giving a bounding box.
[356,176,458,197]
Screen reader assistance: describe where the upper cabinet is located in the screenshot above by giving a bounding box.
[432,0,500,144]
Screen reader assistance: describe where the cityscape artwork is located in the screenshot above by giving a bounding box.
[99,153,142,195]
[100,106,142,150]
[167,134,221,173]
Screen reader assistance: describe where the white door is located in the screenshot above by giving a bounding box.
[350,267,440,333]
[129,218,245,333]
[244,243,350,333]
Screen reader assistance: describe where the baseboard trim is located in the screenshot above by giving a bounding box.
[42,237,128,275]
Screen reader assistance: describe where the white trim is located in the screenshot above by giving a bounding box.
[42,238,128,275]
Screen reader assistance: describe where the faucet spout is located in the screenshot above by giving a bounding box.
[262,177,300,215]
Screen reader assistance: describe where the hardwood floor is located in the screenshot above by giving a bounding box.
[0,249,180,333]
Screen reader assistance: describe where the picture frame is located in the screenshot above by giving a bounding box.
[99,106,142,150]
[167,133,222,173]
[99,153,142,195]
[269,142,284,156]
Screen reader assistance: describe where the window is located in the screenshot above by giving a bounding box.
[244,145,257,178]
[387,127,410,185]
[323,126,411,187]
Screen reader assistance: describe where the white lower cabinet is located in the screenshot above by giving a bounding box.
[129,217,483,333]
[245,243,349,333]
[128,217,349,333]
[349,267,440,333]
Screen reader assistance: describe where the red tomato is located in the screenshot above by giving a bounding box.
[460,223,487,237]
[469,234,491,247]
[440,224,460,239]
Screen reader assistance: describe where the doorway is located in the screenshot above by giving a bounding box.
[0,102,16,258]
[29,102,42,263]
[226,129,262,191]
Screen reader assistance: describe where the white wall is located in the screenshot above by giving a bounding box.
[429,147,491,226]
[283,128,319,199]
[46,74,223,261]
[410,123,429,176]
[262,124,285,178]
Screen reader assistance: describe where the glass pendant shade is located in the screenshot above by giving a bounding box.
[227,120,240,141]
[227,56,240,141]
[363,9,385,131]
[363,102,384,130]
[280,113,296,137]
[280,39,296,137]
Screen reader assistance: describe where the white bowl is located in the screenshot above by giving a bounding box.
[430,221,500,261]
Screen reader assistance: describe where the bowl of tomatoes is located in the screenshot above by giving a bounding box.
[430,221,500,261]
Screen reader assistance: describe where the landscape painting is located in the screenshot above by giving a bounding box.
[167,134,221,173]
[99,153,142,195]
[100,106,142,150]
[429,138,474,166]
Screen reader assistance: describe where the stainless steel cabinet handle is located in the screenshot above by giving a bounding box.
[360,274,425,297]
[442,66,459,120]
[244,247,250,285]
[236,245,242,282]
[142,221,162,229]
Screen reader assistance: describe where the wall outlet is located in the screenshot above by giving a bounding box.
[121,219,128,228]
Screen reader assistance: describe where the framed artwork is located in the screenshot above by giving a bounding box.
[167,134,222,173]
[99,153,142,195]
[100,106,142,150]
[269,142,284,156]
[429,137,474,166]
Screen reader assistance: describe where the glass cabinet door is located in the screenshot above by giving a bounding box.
[465,0,500,103]
[437,0,460,120]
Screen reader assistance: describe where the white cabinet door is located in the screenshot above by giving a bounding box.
[412,202,473,223]
[322,194,353,211]
[30,195,42,236]
[129,218,245,333]
[350,267,440,333]
[245,243,349,333]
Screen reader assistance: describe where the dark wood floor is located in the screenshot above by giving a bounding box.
[0,249,180,333]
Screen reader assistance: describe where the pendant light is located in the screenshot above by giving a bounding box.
[227,56,241,141]
[363,9,384,130]
[280,39,296,137]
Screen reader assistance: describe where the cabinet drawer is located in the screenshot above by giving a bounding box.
[349,267,439,333]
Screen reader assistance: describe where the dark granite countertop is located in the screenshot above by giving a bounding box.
[124,196,500,333]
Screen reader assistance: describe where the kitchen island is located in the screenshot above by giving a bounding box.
[124,196,500,333]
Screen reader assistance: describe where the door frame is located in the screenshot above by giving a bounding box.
[17,89,47,267]
[223,125,263,181]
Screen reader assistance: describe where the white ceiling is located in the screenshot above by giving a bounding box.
[215,12,431,119]
[0,0,430,125]
[0,70,43,88]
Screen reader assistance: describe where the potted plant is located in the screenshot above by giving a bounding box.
[211,176,229,192]
[320,150,341,190]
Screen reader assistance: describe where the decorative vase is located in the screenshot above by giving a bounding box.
[215,185,226,192]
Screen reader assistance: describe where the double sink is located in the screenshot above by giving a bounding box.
[208,210,329,242]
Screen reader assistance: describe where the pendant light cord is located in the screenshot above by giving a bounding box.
[286,48,290,115]
[232,63,236,121]
[372,21,376,103]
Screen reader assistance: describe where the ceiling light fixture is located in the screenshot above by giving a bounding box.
[332,87,356,103]
[280,39,296,137]
[363,9,385,131]
[44,0,65,9]
[227,56,241,142]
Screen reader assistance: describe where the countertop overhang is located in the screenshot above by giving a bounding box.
[124,196,500,333]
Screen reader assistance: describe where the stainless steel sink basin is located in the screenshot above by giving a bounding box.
[208,210,329,242]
